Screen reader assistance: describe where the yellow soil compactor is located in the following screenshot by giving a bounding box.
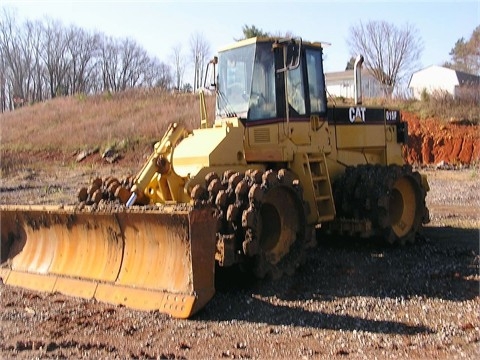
[1,37,429,318]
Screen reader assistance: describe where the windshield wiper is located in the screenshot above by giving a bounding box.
[217,89,237,118]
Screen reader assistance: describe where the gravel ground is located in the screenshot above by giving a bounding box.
[0,167,479,359]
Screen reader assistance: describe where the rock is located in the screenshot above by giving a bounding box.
[76,150,90,162]
[75,147,99,162]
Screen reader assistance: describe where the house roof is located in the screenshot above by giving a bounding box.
[409,65,480,86]
[455,70,480,85]
[325,69,374,82]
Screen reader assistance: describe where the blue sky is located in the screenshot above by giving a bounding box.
[3,0,479,78]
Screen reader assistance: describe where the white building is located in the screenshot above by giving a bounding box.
[408,65,480,99]
[325,69,385,99]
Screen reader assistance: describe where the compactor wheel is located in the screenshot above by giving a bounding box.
[384,174,423,244]
[194,169,308,279]
[242,169,308,279]
[333,164,428,245]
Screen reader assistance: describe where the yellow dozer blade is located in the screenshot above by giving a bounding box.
[0,205,217,318]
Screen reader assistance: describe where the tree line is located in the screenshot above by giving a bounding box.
[444,25,480,76]
[0,8,211,112]
[2,7,477,113]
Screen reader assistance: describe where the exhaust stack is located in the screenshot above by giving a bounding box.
[354,54,364,105]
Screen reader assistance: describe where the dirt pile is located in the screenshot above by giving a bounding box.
[402,111,480,166]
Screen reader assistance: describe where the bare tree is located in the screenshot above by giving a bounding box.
[66,25,101,95]
[28,19,47,103]
[348,20,423,96]
[0,46,6,112]
[189,32,210,92]
[100,36,119,92]
[40,18,72,97]
[146,58,172,89]
[18,20,39,104]
[118,38,150,90]
[171,43,185,91]
[0,8,33,108]
[0,8,14,111]
[100,36,171,92]
[0,9,177,110]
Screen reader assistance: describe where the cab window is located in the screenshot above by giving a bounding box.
[248,43,277,121]
[305,49,326,114]
[287,65,306,115]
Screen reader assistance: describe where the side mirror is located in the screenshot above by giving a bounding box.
[203,56,218,90]
[274,38,302,73]
[286,40,301,70]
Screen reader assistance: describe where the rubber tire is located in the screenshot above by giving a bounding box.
[242,169,308,279]
[332,164,428,245]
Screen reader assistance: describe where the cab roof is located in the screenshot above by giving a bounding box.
[218,36,326,53]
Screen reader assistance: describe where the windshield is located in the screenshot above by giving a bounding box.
[216,44,255,118]
[216,42,276,120]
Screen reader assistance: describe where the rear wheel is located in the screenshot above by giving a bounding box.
[385,175,423,244]
[333,164,429,245]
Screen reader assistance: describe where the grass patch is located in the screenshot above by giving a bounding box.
[0,89,215,154]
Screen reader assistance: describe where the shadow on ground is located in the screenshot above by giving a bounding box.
[196,226,478,333]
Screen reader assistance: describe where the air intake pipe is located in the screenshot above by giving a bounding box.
[354,54,364,105]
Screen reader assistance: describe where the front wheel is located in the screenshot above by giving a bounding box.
[242,169,309,279]
[194,169,310,278]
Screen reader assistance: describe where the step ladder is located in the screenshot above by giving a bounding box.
[307,153,335,222]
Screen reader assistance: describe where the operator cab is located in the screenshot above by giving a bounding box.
[214,37,327,125]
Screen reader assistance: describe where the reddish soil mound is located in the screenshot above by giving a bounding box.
[402,111,480,166]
